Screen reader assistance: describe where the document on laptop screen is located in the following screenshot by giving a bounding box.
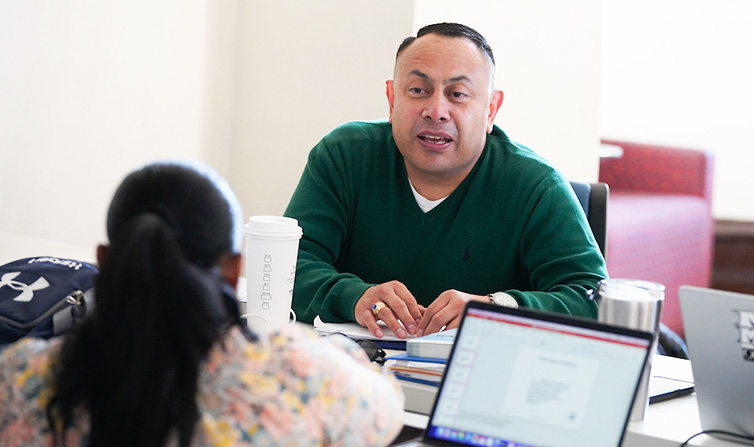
[427,308,649,447]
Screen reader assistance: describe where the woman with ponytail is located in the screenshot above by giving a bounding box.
[0,161,404,447]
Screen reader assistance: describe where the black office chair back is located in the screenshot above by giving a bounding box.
[569,181,608,257]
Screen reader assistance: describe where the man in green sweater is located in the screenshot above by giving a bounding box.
[284,23,606,339]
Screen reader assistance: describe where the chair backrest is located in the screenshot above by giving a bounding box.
[569,181,609,257]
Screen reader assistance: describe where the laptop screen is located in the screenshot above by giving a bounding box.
[425,303,652,447]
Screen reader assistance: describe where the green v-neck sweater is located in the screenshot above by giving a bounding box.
[285,121,606,323]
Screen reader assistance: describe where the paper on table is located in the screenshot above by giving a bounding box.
[312,316,411,342]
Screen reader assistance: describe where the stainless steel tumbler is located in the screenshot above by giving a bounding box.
[591,279,665,421]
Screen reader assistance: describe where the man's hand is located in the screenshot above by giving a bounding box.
[417,290,488,336]
[355,281,425,338]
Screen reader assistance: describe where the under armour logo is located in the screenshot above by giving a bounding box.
[0,272,50,302]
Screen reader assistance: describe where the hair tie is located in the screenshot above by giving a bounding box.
[144,204,184,238]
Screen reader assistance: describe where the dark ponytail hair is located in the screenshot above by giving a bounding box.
[46,161,252,447]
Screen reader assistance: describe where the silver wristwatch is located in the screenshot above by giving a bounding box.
[488,292,518,308]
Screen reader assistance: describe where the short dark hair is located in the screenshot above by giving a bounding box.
[396,22,495,68]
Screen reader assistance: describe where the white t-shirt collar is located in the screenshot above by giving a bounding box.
[409,181,449,213]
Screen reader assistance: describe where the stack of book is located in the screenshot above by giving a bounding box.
[387,328,457,387]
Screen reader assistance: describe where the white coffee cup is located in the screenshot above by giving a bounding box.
[242,215,302,333]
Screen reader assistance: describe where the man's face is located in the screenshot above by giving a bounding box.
[386,34,503,187]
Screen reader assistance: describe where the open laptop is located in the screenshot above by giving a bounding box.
[679,286,754,442]
[397,300,653,447]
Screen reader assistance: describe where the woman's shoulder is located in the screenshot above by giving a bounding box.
[0,337,63,447]
[198,324,404,446]
[206,323,373,376]
[0,336,59,381]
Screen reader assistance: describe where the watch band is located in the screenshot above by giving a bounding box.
[488,292,519,308]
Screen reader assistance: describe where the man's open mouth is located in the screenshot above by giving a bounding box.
[419,135,452,145]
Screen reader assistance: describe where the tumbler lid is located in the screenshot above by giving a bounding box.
[595,279,665,302]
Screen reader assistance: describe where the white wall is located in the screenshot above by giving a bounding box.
[600,0,754,220]
[0,0,233,263]
[0,0,606,264]
[229,1,414,218]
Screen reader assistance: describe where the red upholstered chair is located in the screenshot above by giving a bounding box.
[599,139,714,341]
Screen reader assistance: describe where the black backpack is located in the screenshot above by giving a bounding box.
[0,256,98,349]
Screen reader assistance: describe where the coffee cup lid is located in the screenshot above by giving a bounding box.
[243,215,302,240]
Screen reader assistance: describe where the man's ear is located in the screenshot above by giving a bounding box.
[386,79,395,123]
[486,89,504,133]
[218,253,242,289]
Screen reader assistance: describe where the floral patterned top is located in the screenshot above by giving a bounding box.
[0,324,404,447]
